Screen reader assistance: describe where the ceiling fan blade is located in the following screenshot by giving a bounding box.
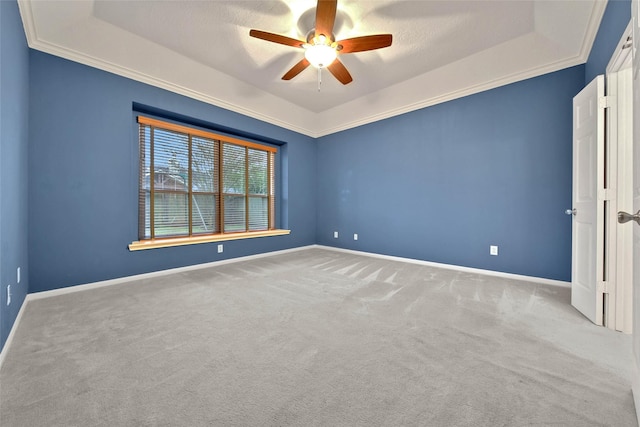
[249,29,304,48]
[282,58,311,80]
[315,0,337,38]
[337,34,393,53]
[327,59,353,85]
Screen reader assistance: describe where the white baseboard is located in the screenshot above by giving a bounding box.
[0,295,29,371]
[0,245,315,369]
[29,245,317,301]
[316,245,571,288]
[1,243,569,370]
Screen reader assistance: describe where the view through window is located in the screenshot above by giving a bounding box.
[137,116,276,241]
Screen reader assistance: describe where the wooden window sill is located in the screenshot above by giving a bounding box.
[128,229,291,251]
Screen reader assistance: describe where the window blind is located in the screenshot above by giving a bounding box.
[137,116,276,241]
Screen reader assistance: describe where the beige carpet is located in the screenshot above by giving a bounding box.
[0,248,636,426]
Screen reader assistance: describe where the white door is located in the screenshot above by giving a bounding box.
[634,58,640,373]
[631,0,640,414]
[571,75,605,325]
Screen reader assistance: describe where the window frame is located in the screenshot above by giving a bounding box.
[129,116,289,251]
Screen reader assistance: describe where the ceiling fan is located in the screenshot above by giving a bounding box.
[249,0,392,85]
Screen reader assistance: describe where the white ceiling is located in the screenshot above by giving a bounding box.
[18,0,605,137]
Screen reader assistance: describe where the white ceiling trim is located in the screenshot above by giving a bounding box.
[314,36,591,137]
[17,1,317,137]
[17,0,607,139]
[316,56,586,137]
[578,0,610,61]
[314,1,607,137]
[24,37,318,137]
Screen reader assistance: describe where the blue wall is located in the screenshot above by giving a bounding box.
[28,51,316,293]
[585,0,632,83]
[0,0,30,352]
[317,66,584,281]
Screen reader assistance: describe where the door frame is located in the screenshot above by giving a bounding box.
[629,0,640,421]
[605,22,634,333]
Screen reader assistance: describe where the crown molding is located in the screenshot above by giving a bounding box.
[580,0,609,61]
[314,54,586,138]
[314,0,606,138]
[17,0,317,136]
[17,0,607,139]
[25,40,317,137]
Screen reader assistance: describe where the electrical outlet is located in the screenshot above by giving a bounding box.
[333,231,339,238]
[217,244,224,253]
[17,267,20,284]
[7,285,11,306]
[490,245,498,256]
[354,233,358,241]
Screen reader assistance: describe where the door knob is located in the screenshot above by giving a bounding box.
[565,209,577,216]
[617,210,640,225]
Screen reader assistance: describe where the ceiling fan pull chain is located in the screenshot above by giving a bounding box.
[317,67,322,92]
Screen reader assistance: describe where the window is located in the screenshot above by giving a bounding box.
[129,116,288,251]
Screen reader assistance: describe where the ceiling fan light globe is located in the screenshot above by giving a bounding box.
[304,44,337,68]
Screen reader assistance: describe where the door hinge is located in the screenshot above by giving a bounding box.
[598,188,614,201]
[598,95,614,109]
[598,281,609,294]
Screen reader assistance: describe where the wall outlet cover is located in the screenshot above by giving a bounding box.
[217,244,224,253]
[334,231,339,238]
[7,285,11,306]
[490,245,499,256]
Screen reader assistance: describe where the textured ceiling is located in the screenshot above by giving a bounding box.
[18,0,605,137]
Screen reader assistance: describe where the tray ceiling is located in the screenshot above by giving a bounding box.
[18,0,605,137]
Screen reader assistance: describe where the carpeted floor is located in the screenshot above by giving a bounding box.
[0,248,636,426]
